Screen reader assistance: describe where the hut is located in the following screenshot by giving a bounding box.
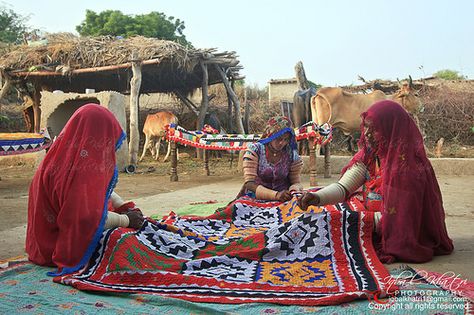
[0,33,244,167]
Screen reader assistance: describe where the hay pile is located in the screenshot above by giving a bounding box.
[0,33,238,75]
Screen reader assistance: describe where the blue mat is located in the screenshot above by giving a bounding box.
[0,259,470,314]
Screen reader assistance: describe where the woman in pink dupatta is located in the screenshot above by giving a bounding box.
[299,100,453,263]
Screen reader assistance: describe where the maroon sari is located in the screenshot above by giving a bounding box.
[26,104,125,275]
[344,100,453,263]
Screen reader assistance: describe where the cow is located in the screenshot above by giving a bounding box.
[292,87,316,155]
[310,79,422,136]
[179,111,223,133]
[139,111,178,162]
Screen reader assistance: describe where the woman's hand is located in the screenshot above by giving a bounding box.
[297,192,320,210]
[276,190,292,202]
[115,201,143,216]
[126,211,145,229]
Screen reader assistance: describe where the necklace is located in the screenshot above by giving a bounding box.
[268,147,279,157]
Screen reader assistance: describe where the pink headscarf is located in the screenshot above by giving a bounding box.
[345,100,453,263]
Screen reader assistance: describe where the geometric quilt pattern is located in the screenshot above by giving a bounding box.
[55,196,397,306]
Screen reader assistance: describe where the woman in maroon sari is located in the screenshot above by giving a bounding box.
[26,104,144,276]
[299,100,453,263]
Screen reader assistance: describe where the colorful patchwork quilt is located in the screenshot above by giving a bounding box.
[165,121,332,151]
[0,133,50,156]
[55,197,396,306]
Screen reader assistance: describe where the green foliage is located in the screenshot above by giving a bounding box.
[76,10,190,46]
[0,6,29,43]
[234,79,245,87]
[433,69,467,80]
[308,80,322,89]
[0,114,12,130]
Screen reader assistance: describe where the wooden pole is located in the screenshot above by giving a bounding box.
[244,88,250,133]
[324,143,332,178]
[204,149,210,176]
[295,61,309,90]
[11,58,162,77]
[0,72,12,103]
[196,61,209,160]
[170,141,178,181]
[128,53,142,166]
[309,137,318,186]
[32,84,42,133]
[197,61,210,129]
[226,89,234,133]
[174,91,199,116]
[214,65,244,133]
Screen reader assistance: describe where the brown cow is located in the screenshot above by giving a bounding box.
[310,79,422,135]
[139,111,178,162]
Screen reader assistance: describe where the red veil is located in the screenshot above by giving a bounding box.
[344,100,453,263]
[26,104,126,275]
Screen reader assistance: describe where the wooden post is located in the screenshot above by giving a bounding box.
[128,53,142,166]
[309,137,318,186]
[204,149,210,176]
[227,89,234,133]
[0,71,12,106]
[170,141,178,181]
[215,65,244,133]
[324,143,332,178]
[32,84,42,133]
[243,88,250,133]
[197,61,210,129]
[295,61,309,90]
[196,61,210,160]
[174,91,199,116]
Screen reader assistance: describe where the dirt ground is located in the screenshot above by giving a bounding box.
[0,155,473,282]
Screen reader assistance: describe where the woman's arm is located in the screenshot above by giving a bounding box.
[288,158,304,191]
[298,163,367,209]
[110,191,126,208]
[104,211,144,229]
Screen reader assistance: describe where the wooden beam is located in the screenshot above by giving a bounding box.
[215,65,244,133]
[10,58,162,77]
[174,91,199,116]
[128,53,142,166]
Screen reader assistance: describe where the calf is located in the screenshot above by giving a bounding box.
[139,111,178,162]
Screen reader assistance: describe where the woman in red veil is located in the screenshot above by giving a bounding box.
[26,104,143,275]
[299,100,453,263]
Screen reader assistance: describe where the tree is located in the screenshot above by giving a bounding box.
[433,69,467,80]
[308,80,322,89]
[0,6,29,43]
[76,10,190,46]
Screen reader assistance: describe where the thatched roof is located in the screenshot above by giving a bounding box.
[0,33,243,94]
